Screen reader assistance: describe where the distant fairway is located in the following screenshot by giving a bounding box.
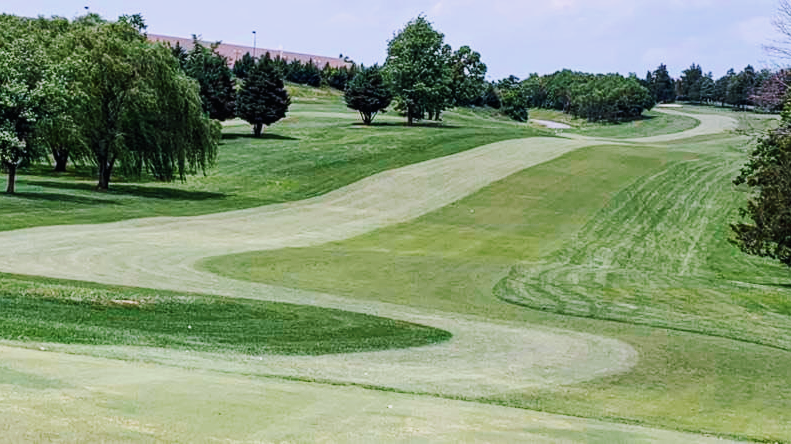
[1,99,786,442]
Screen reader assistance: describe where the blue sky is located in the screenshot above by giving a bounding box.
[2,0,784,80]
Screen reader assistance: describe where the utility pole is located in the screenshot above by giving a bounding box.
[252,31,257,59]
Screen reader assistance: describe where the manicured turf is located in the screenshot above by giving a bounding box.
[529,108,701,138]
[0,274,451,355]
[0,85,543,232]
[201,123,791,441]
[2,87,786,442]
[0,346,738,444]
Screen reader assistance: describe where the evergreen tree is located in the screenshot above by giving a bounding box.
[344,65,392,125]
[714,69,735,106]
[184,37,236,121]
[727,65,756,109]
[679,63,703,102]
[643,70,654,90]
[170,42,187,70]
[236,56,290,137]
[651,64,675,103]
[699,73,716,103]
[232,52,255,79]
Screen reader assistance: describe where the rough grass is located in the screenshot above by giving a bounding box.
[529,108,701,138]
[202,131,791,441]
[0,274,450,355]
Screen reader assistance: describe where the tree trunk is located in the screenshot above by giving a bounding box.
[6,163,16,194]
[407,107,413,126]
[53,149,68,172]
[97,155,115,191]
[253,123,263,137]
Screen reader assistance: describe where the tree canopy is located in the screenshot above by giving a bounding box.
[344,64,392,125]
[236,55,290,137]
[71,15,219,189]
[383,16,451,125]
[732,105,791,266]
[449,45,487,107]
[182,37,236,121]
[514,70,654,122]
[0,27,69,193]
[649,64,675,103]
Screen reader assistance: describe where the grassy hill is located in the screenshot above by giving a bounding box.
[1,91,783,442]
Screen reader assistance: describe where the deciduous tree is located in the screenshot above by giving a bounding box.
[732,106,791,266]
[383,16,451,125]
[449,45,487,107]
[0,38,66,193]
[72,15,219,189]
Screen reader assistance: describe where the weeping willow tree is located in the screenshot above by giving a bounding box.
[71,15,219,190]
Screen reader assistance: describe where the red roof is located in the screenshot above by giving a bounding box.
[148,34,351,69]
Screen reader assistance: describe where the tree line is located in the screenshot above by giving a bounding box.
[0,13,220,193]
[642,63,788,112]
[344,16,657,125]
[0,13,302,193]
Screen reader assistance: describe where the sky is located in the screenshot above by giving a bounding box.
[2,0,786,80]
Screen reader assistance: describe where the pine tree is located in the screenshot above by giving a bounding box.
[236,57,290,137]
[651,64,675,103]
[233,52,255,79]
[344,64,392,124]
[183,38,236,121]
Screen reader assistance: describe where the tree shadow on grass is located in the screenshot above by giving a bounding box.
[24,180,226,201]
[351,121,463,129]
[221,133,299,141]
[23,165,97,181]
[5,192,118,205]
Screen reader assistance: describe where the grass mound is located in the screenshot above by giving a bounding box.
[0,275,451,355]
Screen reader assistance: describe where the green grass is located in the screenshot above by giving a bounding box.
[201,129,791,441]
[0,92,543,232]
[0,274,450,356]
[3,88,789,440]
[529,108,701,138]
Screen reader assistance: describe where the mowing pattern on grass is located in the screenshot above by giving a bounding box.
[198,122,791,441]
[0,277,450,355]
[496,154,791,351]
[4,106,787,441]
